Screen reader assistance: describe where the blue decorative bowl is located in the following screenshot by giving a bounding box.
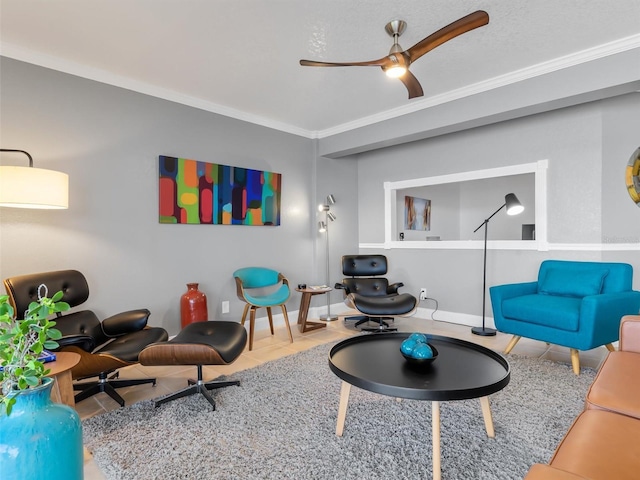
[401,344,438,369]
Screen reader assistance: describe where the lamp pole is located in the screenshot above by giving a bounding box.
[472,193,524,336]
[319,195,337,321]
[472,212,499,336]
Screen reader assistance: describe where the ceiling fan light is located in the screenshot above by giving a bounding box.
[385,66,407,78]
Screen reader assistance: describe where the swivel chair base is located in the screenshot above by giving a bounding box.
[345,314,394,329]
[74,371,157,407]
[356,316,397,332]
[153,365,240,411]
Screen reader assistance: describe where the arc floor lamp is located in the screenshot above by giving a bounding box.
[318,194,337,321]
[0,149,68,209]
[472,193,524,336]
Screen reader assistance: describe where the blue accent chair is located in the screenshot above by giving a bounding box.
[490,260,640,374]
[233,267,293,351]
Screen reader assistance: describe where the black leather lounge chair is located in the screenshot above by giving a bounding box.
[335,254,418,332]
[3,269,169,406]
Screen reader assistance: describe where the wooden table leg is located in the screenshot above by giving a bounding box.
[480,396,495,438]
[54,370,76,407]
[45,352,80,408]
[336,381,351,436]
[432,401,441,480]
[297,291,327,333]
[297,292,311,331]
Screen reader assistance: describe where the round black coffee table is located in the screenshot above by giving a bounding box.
[329,332,510,480]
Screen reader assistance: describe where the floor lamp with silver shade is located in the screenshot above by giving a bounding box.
[472,193,524,336]
[318,194,338,321]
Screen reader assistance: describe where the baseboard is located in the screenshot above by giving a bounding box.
[248,303,491,332]
[416,306,496,330]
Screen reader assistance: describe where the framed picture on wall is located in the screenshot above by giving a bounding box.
[159,155,281,226]
[404,196,431,231]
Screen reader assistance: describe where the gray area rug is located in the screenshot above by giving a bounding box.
[82,342,596,480]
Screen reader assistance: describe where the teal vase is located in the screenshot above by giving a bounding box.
[0,377,83,480]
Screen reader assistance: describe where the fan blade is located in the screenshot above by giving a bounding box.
[398,70,424,99]
[300,58,388,68]
[406,10,489,63]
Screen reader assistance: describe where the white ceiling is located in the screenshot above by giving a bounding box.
[1,0,639,137]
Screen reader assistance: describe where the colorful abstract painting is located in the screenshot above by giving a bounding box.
[159,155,281,226]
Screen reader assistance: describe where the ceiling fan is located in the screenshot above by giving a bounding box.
[299,10,489,99]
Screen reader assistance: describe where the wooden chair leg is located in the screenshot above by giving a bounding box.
[249,307,256,351]
[504,335,521,354]
[266,307,275,335]
[281,305,293,344]
[605,343,616,352]
[570,348,580,375]
[240,304,250,326]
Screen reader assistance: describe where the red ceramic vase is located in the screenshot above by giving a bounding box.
[180,283,208,328]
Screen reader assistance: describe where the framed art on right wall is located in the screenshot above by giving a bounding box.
[626,146,640,207]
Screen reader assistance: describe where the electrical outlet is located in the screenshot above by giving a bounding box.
[221,301,230,314]
[419,288,427,301]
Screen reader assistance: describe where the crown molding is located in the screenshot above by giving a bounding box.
[315,33,640,139]
[2,33,639,140]
[0,43,313,139]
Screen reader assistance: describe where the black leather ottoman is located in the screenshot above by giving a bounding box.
[139,321,247,410]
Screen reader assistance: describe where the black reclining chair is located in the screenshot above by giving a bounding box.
[335,254,418,332]
[3,269,168,407]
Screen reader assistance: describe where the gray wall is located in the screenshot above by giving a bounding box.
[1,55,638,334]
[0,58,328,335]
[354,94,640,318]
[602,94,640,244]
[314,152,360,307]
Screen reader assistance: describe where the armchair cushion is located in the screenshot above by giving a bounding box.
[243,284,290,307]
[233,267,281,289]
[539,268,608,298]
[339,277,391,297]
[586,351,640,419]
[502,295,581,332]
[546,410,640,480]
[347,292,417,316]
[97,328,168,363]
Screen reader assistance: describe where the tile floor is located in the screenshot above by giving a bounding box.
[81,313,609,479]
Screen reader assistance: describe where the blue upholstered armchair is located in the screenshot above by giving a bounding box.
[490,260,640,374]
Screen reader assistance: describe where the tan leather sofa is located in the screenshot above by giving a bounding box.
[524,315,640,480]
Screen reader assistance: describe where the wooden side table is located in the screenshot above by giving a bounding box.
[296,287,331,333]
[45,351,81,407]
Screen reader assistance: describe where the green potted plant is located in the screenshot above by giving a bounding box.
[0,285,67,414]
[0,284,83,480]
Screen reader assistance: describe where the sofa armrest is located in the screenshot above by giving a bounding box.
[620,315,640,353]
[101,309,150,336]
[524,464,588,480]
